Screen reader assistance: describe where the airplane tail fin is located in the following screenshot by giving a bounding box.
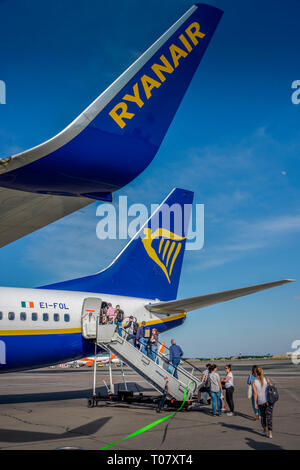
[1,4,223,200]
[43,188,194,301]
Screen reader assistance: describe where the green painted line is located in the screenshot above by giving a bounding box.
[98,381,193,450]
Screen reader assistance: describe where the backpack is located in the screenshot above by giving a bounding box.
[206,374,211,391]
[266,385,279,405]
[116,310,124,322]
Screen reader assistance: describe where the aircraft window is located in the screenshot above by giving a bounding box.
[8,312,15,320]
[20,312,27,321]
[54,314,60,322]
[43,313,49,321]
[0,312,2,320]
[32,312,38,321]
[64,314,70,322]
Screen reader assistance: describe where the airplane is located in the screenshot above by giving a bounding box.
[0,3,223,248]
[0,188,294,373]
[74,341,166,367]
[74,354,121,367]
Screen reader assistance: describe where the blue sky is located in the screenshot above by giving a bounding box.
[0,0,299,357]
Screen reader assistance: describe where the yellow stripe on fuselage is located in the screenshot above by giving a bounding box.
[141,312,186,326]
[0,328,82,336]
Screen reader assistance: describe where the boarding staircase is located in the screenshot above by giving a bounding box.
[94,324,201,402]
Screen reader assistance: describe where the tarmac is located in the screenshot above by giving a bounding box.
[0,360,299,450]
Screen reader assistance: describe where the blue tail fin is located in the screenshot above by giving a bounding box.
[0,4,223,200]
[42,188,194,301]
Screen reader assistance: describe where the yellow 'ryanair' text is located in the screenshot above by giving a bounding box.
[108,22,206,129]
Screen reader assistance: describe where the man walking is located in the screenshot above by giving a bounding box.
[124,316,138,346]
[114,305,124,336]
[136,321,149,355]
[169,339,183,379]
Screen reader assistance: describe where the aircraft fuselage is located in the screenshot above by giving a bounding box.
[0,286,185,373]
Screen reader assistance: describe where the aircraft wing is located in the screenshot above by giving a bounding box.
[145,280,294,314]
[0,6,222,200]
[0,187,92,248]
[0,4,223,247]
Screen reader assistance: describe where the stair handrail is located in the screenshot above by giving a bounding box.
[118,327,199,388]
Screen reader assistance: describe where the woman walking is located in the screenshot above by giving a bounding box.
[247,365,260,420]
[253,367,274,439]
[222,364,234,416]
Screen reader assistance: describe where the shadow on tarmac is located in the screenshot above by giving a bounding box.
[245,437,283,450]
[221,422,263,436]
[0,382,153,404]
[0,417,111,443]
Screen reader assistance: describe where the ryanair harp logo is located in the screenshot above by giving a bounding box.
[142,228,186,283]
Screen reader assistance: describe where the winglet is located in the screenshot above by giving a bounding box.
[0,4,223,201]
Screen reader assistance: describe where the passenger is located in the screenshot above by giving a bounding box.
[124,316,139,346]
[99,308,105,325]
[114,304,124,336]
[209,364,222,416]
[197,363,211,404]
[247,365,260,420]
[100,302,108,324]
[253,367,274,438]
[221,364,234,416]
[136,321,148,355]
[107,303,115,324]
[149,328,159,363]
[169,339,183,379]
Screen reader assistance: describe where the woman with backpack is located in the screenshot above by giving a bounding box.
[247,365,260,420]
[252,367,275,439]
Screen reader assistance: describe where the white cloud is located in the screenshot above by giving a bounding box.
[186,210,300,272]
[246,214,300,235]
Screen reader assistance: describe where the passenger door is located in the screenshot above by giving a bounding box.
[81,297,102,339]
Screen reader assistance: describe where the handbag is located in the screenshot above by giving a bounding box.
[248,384,252,399]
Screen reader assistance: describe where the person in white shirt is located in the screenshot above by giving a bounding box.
[253,367,274,439]
[222,364,234,416]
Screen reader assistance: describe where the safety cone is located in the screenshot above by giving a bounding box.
[221,394,226,411]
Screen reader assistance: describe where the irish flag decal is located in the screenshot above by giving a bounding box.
[21,301,35,308]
